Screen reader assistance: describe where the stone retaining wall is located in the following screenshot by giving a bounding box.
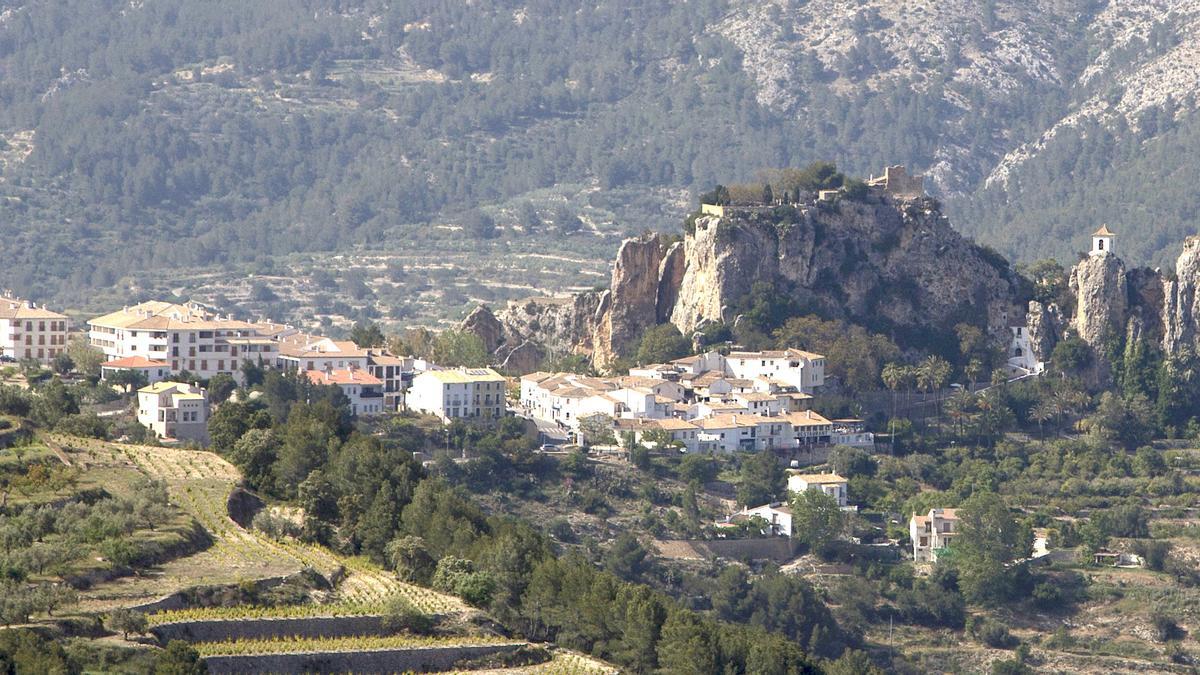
[151,614,391,644]
[202,643,523,674]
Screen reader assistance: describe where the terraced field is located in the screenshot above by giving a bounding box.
[193,635,521,657]
[53,438,463,615]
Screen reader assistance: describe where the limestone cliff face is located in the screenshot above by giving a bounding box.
[462,235,682,371]
[465,194,1030,373]
[1163,236,1200,356]
[1026,300,1064,364]
[672,197,1023,342]
[1068,252,1128,349]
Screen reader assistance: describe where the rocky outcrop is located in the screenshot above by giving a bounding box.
[1025,300,1063,364]
[1069,251,1128,349]
[461,234,682,371]
[462,306,505,354]
[671,196,1024,343]
[656,241,686,323]
[1163,236,1200,356]
[465,194,1032,372]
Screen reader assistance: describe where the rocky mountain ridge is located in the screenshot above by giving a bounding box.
[465,189,1028,372]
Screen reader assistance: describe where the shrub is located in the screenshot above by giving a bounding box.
[381,596,434,634]
[432,556,496,607]
[1151,611,1183,642]
[969,617,1018,649]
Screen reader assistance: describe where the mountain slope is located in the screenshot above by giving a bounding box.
[2,0,1199,308]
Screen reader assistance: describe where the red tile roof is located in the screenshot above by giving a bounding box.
[102,356,170,369]
[304,369,383,386]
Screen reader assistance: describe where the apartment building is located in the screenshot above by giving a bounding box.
[0,296,70,364]
[136,381,210,444]
[408,368,507,422]
[88,301,280,382]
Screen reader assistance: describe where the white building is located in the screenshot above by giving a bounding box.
[408,367,507,423]
[616,417,702,453]
[659,349,825,394]
[304,367,386,416]
[101,356,172,385]
[137,381,210,444]
[787,472,848,507]
[365,351,435,412]
[1006,325,1043,376]
[0,296,70,364]
[742,503,793,537]
[89,301,280,382]
[910,508,960,563]
[276,335,367,372]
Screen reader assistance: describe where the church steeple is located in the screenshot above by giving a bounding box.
[1091,225,1115,256]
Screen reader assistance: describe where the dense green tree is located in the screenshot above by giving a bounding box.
[602,532,655,583]
[350,321,386,348]
[206,373,236,404]
[790,490,845,557]
[635,324,690,365]
[737,451,785,507]
[106,608,148,640]
[950,492,1033,605]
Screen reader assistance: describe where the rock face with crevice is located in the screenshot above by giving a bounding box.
[1163,236,1200,356]
[1069,251,1129,349]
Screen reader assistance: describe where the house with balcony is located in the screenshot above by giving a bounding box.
[0,296,70,364]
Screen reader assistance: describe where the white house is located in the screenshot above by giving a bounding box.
[0,296,70,364]
[101,356,172,385]
[787,472,848,507]
[137,381,210,444]
[408,367,506,423]
[742,503,793,537]
[910,508,960,563]
[1091,224,1115,256]
[304,367,386,416]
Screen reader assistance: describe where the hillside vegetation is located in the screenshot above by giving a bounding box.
[4,0,1200,312]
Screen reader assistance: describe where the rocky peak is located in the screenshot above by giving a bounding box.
[1068,251,1128,349]
[1163,236,1200,356]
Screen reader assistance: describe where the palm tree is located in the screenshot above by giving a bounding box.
[965,358,983,392]
[918,355,952,424]
[944,389,975,439]
[1031,400,1056,443]
[882,362,904,443]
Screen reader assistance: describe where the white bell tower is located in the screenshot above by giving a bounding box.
[1091,225,1115,256]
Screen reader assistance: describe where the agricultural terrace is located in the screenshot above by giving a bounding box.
[193,634,522,656]
[47,435,463,615]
